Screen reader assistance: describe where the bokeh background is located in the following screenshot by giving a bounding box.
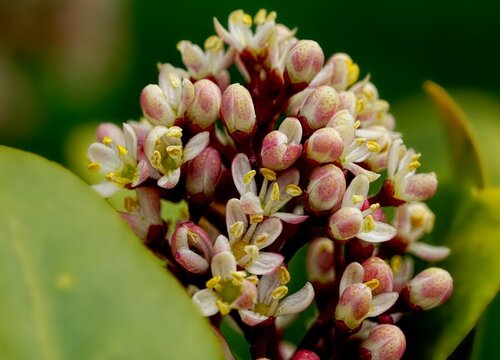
[1,0,499,359]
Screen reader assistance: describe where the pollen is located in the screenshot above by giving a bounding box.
[166,145,183,159]
[260,167,277,181]
[286,184,303,197]
[278,267,291,285]
[250,214,264,224]
[363,278,380,292]
[167,126,183,138]
[363,215,375,233]
[105,172,115,181]
[271,182,280,201]
[367,140,380,153]
[272,285,288,300]
[118,144,128,156]
[352,194,364,204]
[206,276,221,289]
[243,170,257,185]
[216,299,231,316]
[408,160,421,171]
[102,136,113,145]
[355,137,367,145]
[370,203,380,211]
[87,162,101,173]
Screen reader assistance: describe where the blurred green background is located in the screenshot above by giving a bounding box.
[1,0,500,163]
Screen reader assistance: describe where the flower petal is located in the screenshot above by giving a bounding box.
[132,159,150,187]
[157,168,181,189]
[253,218,282,249]
[342,175,370,208]
[407,242,450,262]
[344,162,381,183]
[174,248,210,274]
[240,192,264,215]
[245,252,284,275]
[211,251,237,278]
[91,182,120,198]
[192,289,219,317]
[226,198,248,237]
[88,143,120,173]
[272,212,308,224]
[339,262,364,295]
[357,221,397,243]
[123,123,138,160]
[276,282,315,316]
[368,292,399,318]
[183,131,210,161]
[279,117,303,144]
[257,271,281,304]
[239,310,269,326]
[231,153,257,195]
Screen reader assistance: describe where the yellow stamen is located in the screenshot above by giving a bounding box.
[408,160,421,171]
[260,168,277,181]
[205,35,222,51]
[231,10,252,26]
[272,285,288,300]
[166,145,183,159]
[347,63,360,86]
[254,9,267,25]
[151,150,162,168]
[167,126,183,138]
[250,214,264,224]
[286,184,303,197]
[105,172,115,181]
[278,267,291,285]
[102,136,113,145]
[411,153,422,161]
[206,276,221,289]
[354,120,361,129]
[231,271,246,282]
[390,256,403,273]
[243,170,257,186]
[364,278,380,292]
[247,275,259,285]
[411,211,425,228]
[363,215,375,233]
[356,99,365,114]
[216,299,231,316]
[367,140,380,153]
[355,137,367,145]
[245,245,259,260]
[87,162,101,173]
[118,144,128,156]
[229,221,245,239]
[352,194,364,204]
[253,232,270,247]
[370,203,380,211]
[169,73,180,88]
[271,183,280,202]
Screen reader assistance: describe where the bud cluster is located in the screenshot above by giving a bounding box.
[87,9,452,360]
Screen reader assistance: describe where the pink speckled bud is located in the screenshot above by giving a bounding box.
[261,117,303,170]
[299,86,339,132]
[306,237,335,284]
[220,83,256,134]
[359,324,406,360]
[292,350,320,360]
[187,79,221,131]
[306,164,346,213]
[304,127,344,163]
[140,84,175,126]
[171,222,213,274]
[335,283,373,332]
[328,207,363,241]
[396,173,438,202]
[186,147,222,204]
[285,40,324,84]
[362,257,394,295]
[402,267,453,311]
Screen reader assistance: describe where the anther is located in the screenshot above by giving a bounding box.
[87,162,101,173]
[272,285,289,300]
[364,278,380,292]
[260,168,277,181]
[243,170,257,185]
[278,267,291,285]
[286,184,303,197]
[367,140,380,153]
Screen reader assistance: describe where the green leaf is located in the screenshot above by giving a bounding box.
[0,146,222,360]
[471,294,500,360]
[423,81,487,189]
[407,187,500,359]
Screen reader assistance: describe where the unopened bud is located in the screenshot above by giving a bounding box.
[186,147,222,204]
[328,207,363,241]
[402,267,453,311]
[327,109,356,145]
[299,85,339,131]
[362,257,394,295]
[220,83,256,134]
[285,40,324,84]
[335,283,372,331]
[395,172,438,202]
[359,324,406,360]
[261,117,303,170]
[292,350,320,360]
[338,91,359,117]
[187,79,222,131]
[306,237,335,284]
[326,53,359,91]
[304,127,344,163]
[171,222,213,274]
[140,84,174,126]
[306,164,346,213]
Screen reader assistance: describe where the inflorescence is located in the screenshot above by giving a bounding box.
[87,9,453,360]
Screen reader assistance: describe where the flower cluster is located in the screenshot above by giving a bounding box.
[87,9,453,360]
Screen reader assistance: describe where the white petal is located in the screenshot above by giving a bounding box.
[240,192,264,215]
[245,252,283,275]
[339,262,364,295]
[144,125,169,160]
[211,251,237,278]
[279,117,302,144]
[368,292,399,317]
[177,78,195,116]
[272,212,308,224]
[91,182,120,198]
[183,131,210,162]
[123,123,138,160]
[157,168,181,189]
[225,198,248,235]
[257,271,280,304]
[192,289,219,317]
[387,139,403,179]
[131,159,150,187]
[231,153,257,195]
[88,143,120,173]
[407,242,450,262]
[253,218,282,249]
[276,282,315,316]
[213,235,231,255]
[239,310,269,326]
[342,174,370,208]
[357,221,397,243]
[344,162,381,183]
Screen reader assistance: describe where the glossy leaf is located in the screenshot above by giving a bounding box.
[406,187,500,359]
[0,146,222,360]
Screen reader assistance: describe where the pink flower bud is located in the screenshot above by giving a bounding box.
[220,83,256,134]
[261,117,303,170]
[285,40,324,84]
[304,127,344,163]
[402,267,453,311]
[306,237,335,284]
[186,147,222,204]
[187,79,222,131]
[326,109,356,145]
[299,85,339,131]
[335,283,372,332]
[328,207,363,241]
[325,53,359,91]
[338,91,358,117]
[362,257,394,295]
[306,164,346,213]
[359,324,406,360]
[292,350,320,360]
[396,173,438,202]
[140,84,174,126]
[171,222,213,274]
